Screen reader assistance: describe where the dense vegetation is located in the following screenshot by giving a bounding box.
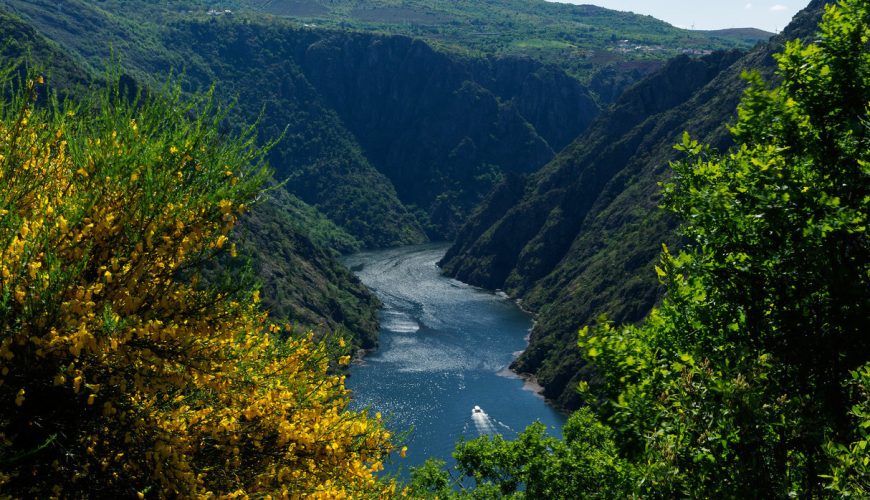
[2,0,429,247]
[223,187,382,348]
[163,18,579,238]
[1,0,572,240]
[415,1,869,496]
[0,71,397,497]
[0,0,769,241]
[0,6,389,349]
[5,0,866,497]
[441,0,826,410]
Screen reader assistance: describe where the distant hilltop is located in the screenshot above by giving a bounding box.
[694,27,775,43]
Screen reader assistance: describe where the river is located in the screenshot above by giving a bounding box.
[343,244,566,477]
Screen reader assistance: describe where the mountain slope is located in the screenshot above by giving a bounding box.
[295,31,598,234]
[164,18,597,237]
[3,0,605,240]
[441,1,827,409]
[0,9,91,94]
[0,8,382,348]
[230,188,381,348]
[166,19,429,247]
[1,0,428,248]
[697,27,774,44]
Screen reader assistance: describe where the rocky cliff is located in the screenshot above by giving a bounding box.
[298,32,599,236]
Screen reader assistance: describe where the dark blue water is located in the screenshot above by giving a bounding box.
[344,244,565,477]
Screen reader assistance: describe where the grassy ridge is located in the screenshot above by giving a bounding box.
[232,0,768,80]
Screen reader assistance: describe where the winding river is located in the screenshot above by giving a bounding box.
[344,244,566,476]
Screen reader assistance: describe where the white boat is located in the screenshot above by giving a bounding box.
[472,405,482,413]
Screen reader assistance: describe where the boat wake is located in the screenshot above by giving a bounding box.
[467,405,514,437]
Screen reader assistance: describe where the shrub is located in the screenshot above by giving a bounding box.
[0,70,395,498]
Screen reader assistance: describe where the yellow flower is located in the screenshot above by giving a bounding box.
[28,261,41,278]
[0,72,396,498]
[219,199,233,214]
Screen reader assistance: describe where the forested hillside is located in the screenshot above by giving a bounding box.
[214,187,382,348]
[0,9,384,349]
[416,1,869,496]
[164,20,596,236]
[0,0,759,354]
[441,1,827,409]
[3,0,867,496]
[0,0,768,241]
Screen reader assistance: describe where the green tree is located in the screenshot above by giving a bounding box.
[406,409,635,499]
[424,0,869,496]
[581,0,869,495]
[825,362,870,496]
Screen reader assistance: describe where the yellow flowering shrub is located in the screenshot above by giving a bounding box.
[0,74,395,498]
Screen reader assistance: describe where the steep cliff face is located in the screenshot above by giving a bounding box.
[298,33,598,236]
[0,0,416,249]
[9,0,601,242]
[441,50,744,290]
[233,0,768,84]
[163,21,428,249]
[441,1,827,409]
[0,0,772,248]
[162,21,601,239]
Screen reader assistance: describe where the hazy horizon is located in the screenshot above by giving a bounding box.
[548,0,808,33]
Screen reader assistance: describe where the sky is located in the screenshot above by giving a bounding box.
[547,1,809,33]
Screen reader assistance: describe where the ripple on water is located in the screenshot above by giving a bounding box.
[343,244,565,477]
[378,338,472,373]
[381,309,421,333]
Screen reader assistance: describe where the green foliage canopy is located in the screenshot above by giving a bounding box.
[585,0,869,494]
